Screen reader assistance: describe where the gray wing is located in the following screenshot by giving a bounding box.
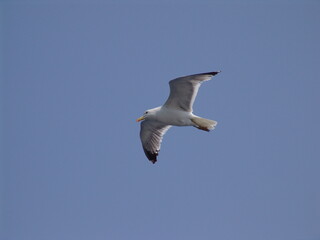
[163,71,220,112]
[140,120,171,163]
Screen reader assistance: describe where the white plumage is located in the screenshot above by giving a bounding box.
[136,71,220,163]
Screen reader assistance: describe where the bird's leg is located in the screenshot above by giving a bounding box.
[195,126,210,132]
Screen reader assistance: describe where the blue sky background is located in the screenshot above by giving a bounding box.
[1,1,320,240]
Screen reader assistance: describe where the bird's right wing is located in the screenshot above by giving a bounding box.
[140,120,171,163]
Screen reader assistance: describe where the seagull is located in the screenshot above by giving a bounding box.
[136,71,220,164]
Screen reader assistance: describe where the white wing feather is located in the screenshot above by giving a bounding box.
[164,72,220,112]
[140,120,171,163]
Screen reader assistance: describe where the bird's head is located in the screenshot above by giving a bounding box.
[136,107,159,122]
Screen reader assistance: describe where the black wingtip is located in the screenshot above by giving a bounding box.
[192,71,221,77]
[205,71,221,76]
[149,159,157,164]
[143,149,158,164]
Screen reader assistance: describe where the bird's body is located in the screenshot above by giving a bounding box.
[147,106,195,126]
[137,71,220,163]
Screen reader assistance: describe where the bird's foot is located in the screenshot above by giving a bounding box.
[196,126,210,132]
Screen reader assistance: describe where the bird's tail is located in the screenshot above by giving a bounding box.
[191,117,217,132]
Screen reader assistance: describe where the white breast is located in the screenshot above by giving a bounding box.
[156,107,194,126]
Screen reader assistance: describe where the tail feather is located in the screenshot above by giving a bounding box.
[191,117,217,132]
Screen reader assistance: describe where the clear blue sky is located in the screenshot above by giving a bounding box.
[1,1,320,240]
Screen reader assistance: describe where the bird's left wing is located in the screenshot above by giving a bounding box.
[140,120,171,163]
[164,71,220,112]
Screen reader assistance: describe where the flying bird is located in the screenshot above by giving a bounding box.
[136,71,220,163]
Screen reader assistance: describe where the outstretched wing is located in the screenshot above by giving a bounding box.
[140,120,171,163]
[163,71,220,112]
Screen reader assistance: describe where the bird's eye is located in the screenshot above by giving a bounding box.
[145,111,149,114]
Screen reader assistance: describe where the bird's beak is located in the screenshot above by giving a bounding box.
[136,116,145,122]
